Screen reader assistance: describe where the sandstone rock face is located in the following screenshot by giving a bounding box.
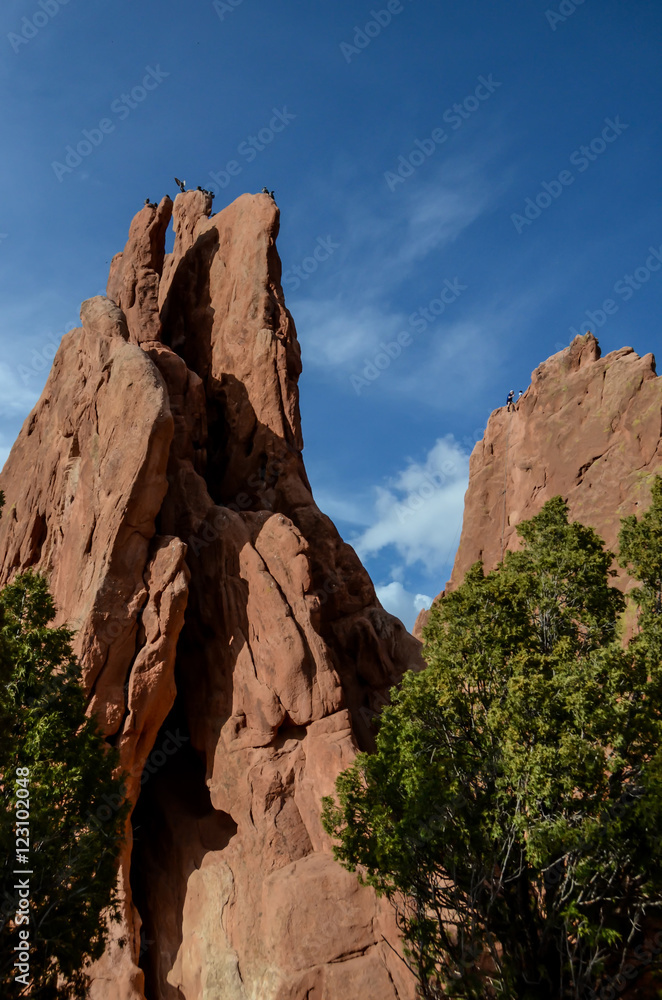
[414,333,662,640]
[107,196,174,345]
[0,192,421,1000]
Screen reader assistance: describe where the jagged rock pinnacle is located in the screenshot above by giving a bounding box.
[0,193,422,1000]
[414,332,662,638]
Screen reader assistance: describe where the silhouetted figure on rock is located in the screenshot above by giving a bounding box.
[506,389,515,412]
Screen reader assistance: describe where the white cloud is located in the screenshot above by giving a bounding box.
[311,487,373,528]
[393,319,496,411]
[295,300,409,369]
[344,154,493,280]
[291,157,496,381]
[376,581,431,631]
[354,435,470,573]
[396,178,489,266]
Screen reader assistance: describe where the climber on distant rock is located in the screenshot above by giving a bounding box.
[517,389,523,404]
[174,177,186,192]
[506,389,515,412]
[261,187,269,194]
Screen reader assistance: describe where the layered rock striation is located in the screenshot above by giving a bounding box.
[414,332,662,637]
[0,192,422,1000]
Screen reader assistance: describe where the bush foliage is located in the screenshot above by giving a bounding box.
[323,482,662,998]
[0,491,129,999]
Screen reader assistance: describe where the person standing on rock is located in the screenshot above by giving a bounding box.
[517,389,523,405]
[506,389,515,412]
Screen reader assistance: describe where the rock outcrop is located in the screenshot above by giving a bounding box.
[414,332,662,638]
[0,192,422,1000]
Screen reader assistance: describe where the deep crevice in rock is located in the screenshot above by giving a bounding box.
[130,696,238,1000]
[0,194,430,1000]
[24,512,47,568]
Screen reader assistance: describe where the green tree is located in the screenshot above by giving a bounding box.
[619,476,662,670]
[323,494,662,998]
[0,496,128,999]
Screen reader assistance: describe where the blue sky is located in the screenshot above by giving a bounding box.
[0,0,660,629]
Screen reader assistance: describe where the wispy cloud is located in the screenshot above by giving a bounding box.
[311,487,373,528]
[376,581,431,631]
[393,319,495,410]
[394,170,490,267]
[353,435,469,573]
[292,155,495,379]
[311,435,470,631]
[295,300,408,369]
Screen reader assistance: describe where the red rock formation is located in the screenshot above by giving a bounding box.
[107,196,174,345]
[414,332,662,639]
[0,192,421,1000]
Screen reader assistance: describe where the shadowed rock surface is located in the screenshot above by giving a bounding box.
[414,332,662,638]
[0,192,422,1000]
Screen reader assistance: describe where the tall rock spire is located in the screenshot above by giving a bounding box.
[414,332,662,639]
[449,332,662,590]
[0,192,422,1000]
